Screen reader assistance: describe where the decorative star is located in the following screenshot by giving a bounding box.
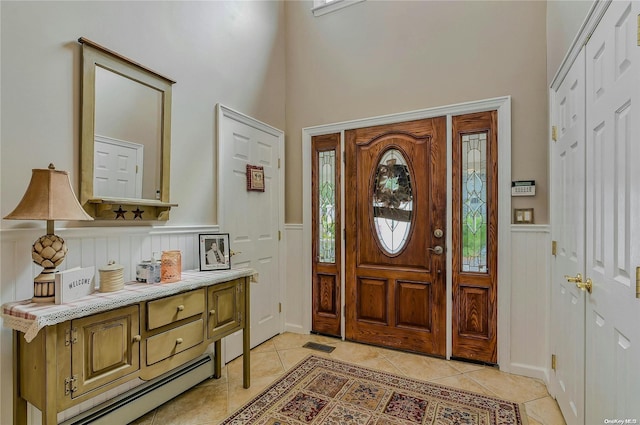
[114,206,127,219]
[132,208,145,219]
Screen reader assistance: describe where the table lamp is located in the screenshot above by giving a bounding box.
[4,164,94,302]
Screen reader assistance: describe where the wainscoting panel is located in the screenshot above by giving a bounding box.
[284,224,305,333]
[0,225,218,425]
[509,224,551,383]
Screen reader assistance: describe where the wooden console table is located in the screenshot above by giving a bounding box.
[2,268,254,425]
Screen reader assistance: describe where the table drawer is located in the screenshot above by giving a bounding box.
[147,289,205,330]
[146,318,204,365]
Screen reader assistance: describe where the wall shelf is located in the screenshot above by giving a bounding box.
[86,198,178,221]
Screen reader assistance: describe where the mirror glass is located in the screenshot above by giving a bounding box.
[94,66,162,199]
[80,38,174,217]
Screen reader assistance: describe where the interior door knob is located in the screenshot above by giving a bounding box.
[578,278,593,294]
[564,273,582,283]
[564,273,592,293]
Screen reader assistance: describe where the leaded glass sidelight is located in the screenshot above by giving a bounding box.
[318,150,336,263]
[372,149,413,255]
[461,132,488,272]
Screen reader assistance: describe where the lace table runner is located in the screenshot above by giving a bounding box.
[2,268,256,342]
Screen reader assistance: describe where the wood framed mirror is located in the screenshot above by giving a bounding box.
[79,37,177,221]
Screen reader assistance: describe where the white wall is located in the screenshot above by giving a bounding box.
[509,225,551,382]
[546,0,594,85]
[0,2,285,423]
[284,0,549,223]
[0,1,285,226]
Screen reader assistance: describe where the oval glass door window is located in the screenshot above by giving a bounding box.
[372,148,413,255]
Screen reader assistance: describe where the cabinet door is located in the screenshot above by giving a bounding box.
[71,305,140,398]
[208,279,244,340]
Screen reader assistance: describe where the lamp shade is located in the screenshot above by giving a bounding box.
[4,164,93,222]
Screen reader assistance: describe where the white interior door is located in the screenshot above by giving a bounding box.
[93,135,143,198]
[584,1,640,420]
[550,48,586,425]
[217,104,284,362]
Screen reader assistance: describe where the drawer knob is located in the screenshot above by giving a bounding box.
[177,304,185,312]
[209,309,216,316]
[132,335,141,342]
[176,338,184,345]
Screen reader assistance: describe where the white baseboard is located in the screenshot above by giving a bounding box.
[509,362,551,385]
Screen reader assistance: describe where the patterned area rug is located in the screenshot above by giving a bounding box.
[221,355,528,425]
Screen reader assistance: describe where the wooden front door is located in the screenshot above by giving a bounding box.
[345,117,447,357]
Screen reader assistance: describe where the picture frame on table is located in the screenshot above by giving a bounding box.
[199,233,231,271]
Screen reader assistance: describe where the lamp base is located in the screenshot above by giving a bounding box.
[31,232,67,303]
[33,269,57,303]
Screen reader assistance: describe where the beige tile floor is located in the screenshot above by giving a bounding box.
[131,332,566,425]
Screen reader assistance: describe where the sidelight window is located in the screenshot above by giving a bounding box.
[461,132,488,272]
[318,150,336,263]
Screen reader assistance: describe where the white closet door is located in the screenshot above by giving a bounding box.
[549,48,586,425]
[585,0,640,421]
[217,105,284,362]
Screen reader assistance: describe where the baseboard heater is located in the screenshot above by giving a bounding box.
[60,353,216,425]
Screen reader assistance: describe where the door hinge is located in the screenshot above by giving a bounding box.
[278,158,281,169]
[637,14,640,46]
[636,267,640,299]
[278,230,282,241]
[551,126,558,142]
[343,228,346,242]
[552,240,557,256]
[279,302,282,313]
[551,354,557,371]
[64,375,78,395]
[65,328,78,346]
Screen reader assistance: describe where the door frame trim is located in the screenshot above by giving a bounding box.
[302,96,512,367]
[216,103,286,361]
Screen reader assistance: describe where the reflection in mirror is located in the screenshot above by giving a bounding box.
[94,66,161,199]
[79,37,176,221]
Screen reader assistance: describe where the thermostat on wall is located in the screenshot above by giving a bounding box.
[511,180,536,196]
